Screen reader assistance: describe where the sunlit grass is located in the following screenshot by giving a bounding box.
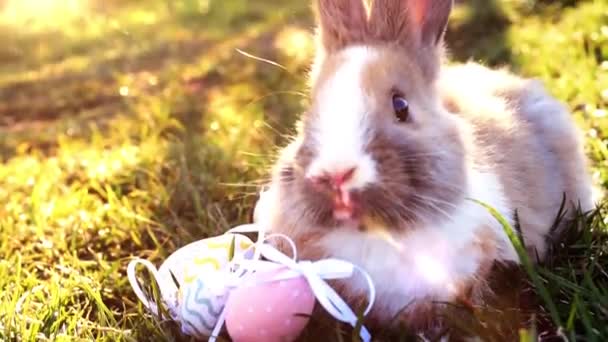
[0,1,310,340]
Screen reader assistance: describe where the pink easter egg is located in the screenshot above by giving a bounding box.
[225,267,315,342]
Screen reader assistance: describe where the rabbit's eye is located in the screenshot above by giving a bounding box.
[392,95,409,123]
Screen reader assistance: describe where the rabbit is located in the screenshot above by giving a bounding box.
[253,0,594,334]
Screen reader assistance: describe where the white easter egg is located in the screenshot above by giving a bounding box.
[159,234,255,288]
[152,233,255,334]
[179,270,230,337]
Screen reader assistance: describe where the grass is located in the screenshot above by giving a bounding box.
[0,0,607,341]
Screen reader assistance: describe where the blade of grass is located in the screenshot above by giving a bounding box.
[470,199,563,327]
[228,235,236,262]
[576,297,598,342]
[566,294,578,331]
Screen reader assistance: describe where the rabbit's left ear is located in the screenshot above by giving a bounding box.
[413,0,453,46]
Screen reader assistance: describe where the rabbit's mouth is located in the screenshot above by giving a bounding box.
[331,189,362,222]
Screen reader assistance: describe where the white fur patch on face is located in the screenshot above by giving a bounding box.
[316,167,518,320]
[307,46,378,190]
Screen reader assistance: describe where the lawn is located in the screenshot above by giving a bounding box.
[0,0,607,341]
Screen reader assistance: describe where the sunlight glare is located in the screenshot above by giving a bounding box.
[275,26,314,65]
[3,0,87,27]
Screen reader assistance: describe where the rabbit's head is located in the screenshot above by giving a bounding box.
[275,0,467,232]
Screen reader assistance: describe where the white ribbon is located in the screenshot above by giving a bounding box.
[208,237,375,342]
[127,258,177,318]
[128,225,376,342]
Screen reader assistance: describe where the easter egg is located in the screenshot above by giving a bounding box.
[154,233,255,337]
[178,270,229,338]
[159,234,254,289]
[224,267,316,342]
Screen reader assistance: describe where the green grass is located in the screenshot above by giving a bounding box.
[0,0,607,341]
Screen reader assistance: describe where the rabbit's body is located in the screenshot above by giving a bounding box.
[253,0,593,333]
[440,62,593,258]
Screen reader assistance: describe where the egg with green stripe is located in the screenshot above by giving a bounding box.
[179,274,229,337]
[153,233,255,337]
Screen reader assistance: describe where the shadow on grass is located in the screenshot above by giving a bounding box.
[446,0,512,66]
[0,0,309,158]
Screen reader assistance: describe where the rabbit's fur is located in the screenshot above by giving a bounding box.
[253,0,594,333]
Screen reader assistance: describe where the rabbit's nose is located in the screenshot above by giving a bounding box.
[308,167,357,190]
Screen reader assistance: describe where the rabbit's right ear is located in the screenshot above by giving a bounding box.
[313,0,370,52]
[369,0,453,47]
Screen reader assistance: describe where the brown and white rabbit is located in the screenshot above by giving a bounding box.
[253,0,594,334]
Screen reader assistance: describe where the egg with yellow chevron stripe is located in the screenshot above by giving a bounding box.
[157,233,254,287]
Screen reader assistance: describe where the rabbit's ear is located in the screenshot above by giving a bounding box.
[313,0,370,52]
[369,0,453,46]
[414,0,453,46]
